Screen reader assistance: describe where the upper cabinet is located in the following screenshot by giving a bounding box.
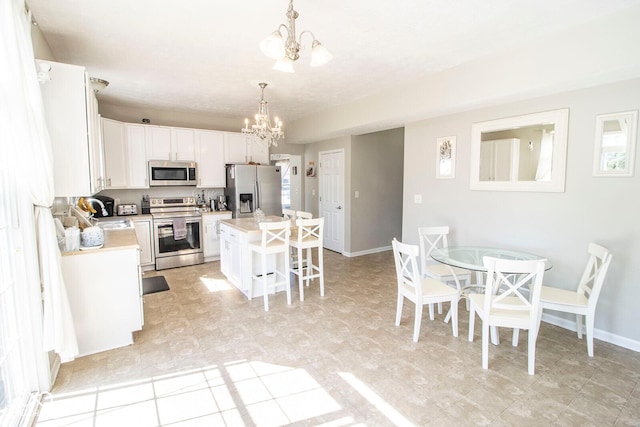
[37,59,104,196]
[224,133,270,165]
[146,125,195,161]
[101,119,147,189]
[195,130,225,188]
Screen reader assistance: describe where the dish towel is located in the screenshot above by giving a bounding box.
[173,218,187,240]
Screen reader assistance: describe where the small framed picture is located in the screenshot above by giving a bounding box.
[306,163,316,177]
[436,136,456,179]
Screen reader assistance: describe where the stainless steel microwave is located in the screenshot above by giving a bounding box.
[148,161,197,186]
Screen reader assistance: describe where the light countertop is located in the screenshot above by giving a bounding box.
[220,216,287,233]
[62,228,139,256]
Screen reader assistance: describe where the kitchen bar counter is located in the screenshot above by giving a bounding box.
[219,216,289,300]
[219,216,285,233]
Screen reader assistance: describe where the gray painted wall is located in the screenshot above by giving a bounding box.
[403,78,640,345]
[351,128,404,254]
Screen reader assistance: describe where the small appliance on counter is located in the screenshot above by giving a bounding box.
[86,195,114,217]
[214,195,228,211]
[117,204,138,216]
[141,195,150,214]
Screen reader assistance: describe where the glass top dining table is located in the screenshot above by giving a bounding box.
[431,246,552,272]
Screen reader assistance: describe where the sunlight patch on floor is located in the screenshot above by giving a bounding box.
[199,276,233,292]
[338,372,415,427]
[37,360,346,426]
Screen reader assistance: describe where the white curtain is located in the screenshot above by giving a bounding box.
[2,0,78,364]
[535,130,554,181]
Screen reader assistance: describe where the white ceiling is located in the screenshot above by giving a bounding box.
[27,0,640,126]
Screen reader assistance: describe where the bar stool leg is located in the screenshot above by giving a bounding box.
[318,246,325,297]
[297,245,305,301]
[262,252,269,311]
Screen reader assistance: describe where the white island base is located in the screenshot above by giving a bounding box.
[219,217,290,300]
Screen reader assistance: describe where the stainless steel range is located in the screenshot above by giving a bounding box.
[150,196,203,270]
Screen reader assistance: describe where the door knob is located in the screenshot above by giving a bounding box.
[337,206,342,210]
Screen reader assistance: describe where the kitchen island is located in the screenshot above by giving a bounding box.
[61,228,143,356]
[219,216,289,299]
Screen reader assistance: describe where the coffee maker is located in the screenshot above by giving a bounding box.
[214,195,228,211]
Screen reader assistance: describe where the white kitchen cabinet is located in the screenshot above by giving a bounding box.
[61,234,143,357]
[146,125,196,162]
[203,212,232,261]
[248,137,270,164]
[125,124,150,188]
[224,132,249,164]
[37,59,103,196]
[133,216,155,270]
[219,223,243,288]
[102,119,148,189]
[102,118,127,188]
[86,83,105,194]
[172,128,196,161]
[146,125,172,160]
[195,130,226,188]
[223,132,270,165]
[219,219,284,298]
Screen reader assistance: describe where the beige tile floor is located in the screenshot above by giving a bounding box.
[36,250,640,426]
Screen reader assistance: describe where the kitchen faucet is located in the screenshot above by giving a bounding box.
[84,197,108,217]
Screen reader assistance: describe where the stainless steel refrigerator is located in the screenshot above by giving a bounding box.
[224,164,282,218]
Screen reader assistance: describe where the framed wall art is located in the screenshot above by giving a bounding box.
[436,136,456,179]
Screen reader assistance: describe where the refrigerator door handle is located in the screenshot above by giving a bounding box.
[255,181,260,209]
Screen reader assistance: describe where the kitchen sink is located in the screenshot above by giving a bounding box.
[96,219,134,230]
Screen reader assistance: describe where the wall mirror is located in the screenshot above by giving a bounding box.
[470,108,569,192]
[593,110,638,177]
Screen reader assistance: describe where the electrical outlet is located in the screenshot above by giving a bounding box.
[414,194,422,204]
[355,190,360,198]
[312,189,316,196]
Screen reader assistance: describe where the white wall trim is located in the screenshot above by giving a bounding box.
[343,246,391,258]
[542,313,640,353]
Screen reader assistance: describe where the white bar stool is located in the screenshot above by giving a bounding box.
[296,210,313,219]
[290,217,324,301]
[249,220,291,311]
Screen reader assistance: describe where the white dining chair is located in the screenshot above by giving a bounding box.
[418,226,472,319]
[468,256,546,375]
[392,238,459,342]
[540,242,612,357]
[248,220,291,311]
[289,217,324,301]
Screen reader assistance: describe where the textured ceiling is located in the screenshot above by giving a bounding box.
[26,0,640,126]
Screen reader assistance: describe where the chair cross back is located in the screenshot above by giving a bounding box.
[394,242,422,297]
[295,217,323,245]
[577,243,611,307]
[258,221,290,248]
[489,269,538,311]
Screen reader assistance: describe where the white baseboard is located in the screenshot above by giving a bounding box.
[542,312,640,353]
[343,246,391,258]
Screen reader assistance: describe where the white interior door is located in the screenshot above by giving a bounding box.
[319,150,345,253]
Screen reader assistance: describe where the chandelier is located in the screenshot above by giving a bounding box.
[260,0,332,73]
[241,83,284,147]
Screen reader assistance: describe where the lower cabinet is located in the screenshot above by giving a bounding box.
[133,216,155,270]
[219,222,283,299]
[61,245,143,357]
[203,212,232,261]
